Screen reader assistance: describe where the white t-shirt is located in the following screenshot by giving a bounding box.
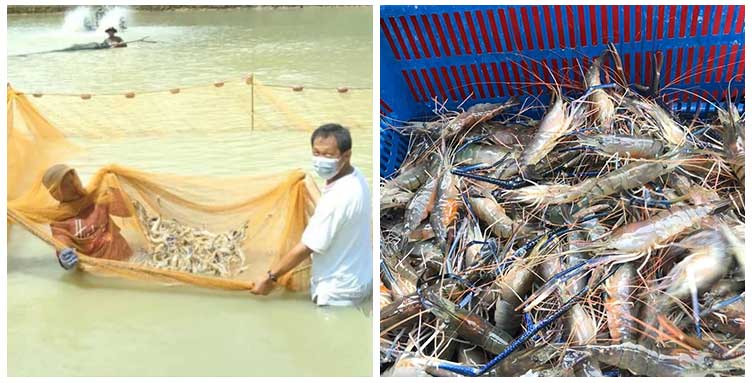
[302,168,372,306]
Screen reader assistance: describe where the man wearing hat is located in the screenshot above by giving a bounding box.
[103,27,127,48]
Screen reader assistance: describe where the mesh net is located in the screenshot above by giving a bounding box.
[24,78,372,138]
[7,85,79,200]
[6,77,372,292]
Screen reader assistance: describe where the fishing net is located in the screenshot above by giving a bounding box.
[7,83,334,292]
[20,77,372,138]
[7,85,79,200]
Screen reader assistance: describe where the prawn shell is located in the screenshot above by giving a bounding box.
[469,196,514,238]
[519,92,572,168]
[578,134,664,159]
[429,171,459,247]
[403,175,439,233]
[606,203,720,253]
[604,263,637,343]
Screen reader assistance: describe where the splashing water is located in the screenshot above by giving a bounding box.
[61,6,130,33]
[61,6,93,32]
[96,6,130,33]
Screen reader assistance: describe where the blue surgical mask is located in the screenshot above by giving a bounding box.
[312,156,340,180]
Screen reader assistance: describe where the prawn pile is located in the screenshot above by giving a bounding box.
[133,201,249,277]
[380,45,745,377]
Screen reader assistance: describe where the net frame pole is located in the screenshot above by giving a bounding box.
[250,73,255,132]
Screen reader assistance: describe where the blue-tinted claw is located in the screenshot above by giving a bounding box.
[451,169,529,189]
[436,361,481,376]
[558,145,597,153]
[587,83,618,91]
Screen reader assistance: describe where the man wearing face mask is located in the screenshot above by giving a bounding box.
[251,123,372,306]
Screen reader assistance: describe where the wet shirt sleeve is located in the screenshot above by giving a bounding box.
[301,196,343,254]
[50,222,75,250]
[100,187,131,217]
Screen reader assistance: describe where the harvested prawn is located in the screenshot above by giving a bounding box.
[603,201,728,256]
[453,144,517,167]
[718,103,745,186]
[584,53,615,128]
[442,99,518,139]
[384,157,436,192]
[604,263,637,343]
[635,99,688,147]
[468,196,514,238]
[429,169,460,248]
[575,134,664,159]
[581,342,744,377]
[380,41,744,376]
[402,174,439,235]
[422,288,513,355]
[517,90,576,173]
[510,158,679,206]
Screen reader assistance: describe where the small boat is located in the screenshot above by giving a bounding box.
[10,36,156,58]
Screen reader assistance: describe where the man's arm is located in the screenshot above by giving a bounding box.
[103,187,132,218]
[250,242,312,295]
[269,242,312,277]
[105,37,127,48]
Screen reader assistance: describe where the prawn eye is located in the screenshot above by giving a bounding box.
[703,356,714,368]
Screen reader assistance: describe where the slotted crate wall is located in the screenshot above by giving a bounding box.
[380,4,745,178]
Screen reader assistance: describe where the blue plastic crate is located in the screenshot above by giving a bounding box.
[380,5,745,178]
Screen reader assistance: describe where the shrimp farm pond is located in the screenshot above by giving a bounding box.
[379,42,745,377]
[7,6,372,376]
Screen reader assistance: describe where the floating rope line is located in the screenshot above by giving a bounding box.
[14,74,372,98]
